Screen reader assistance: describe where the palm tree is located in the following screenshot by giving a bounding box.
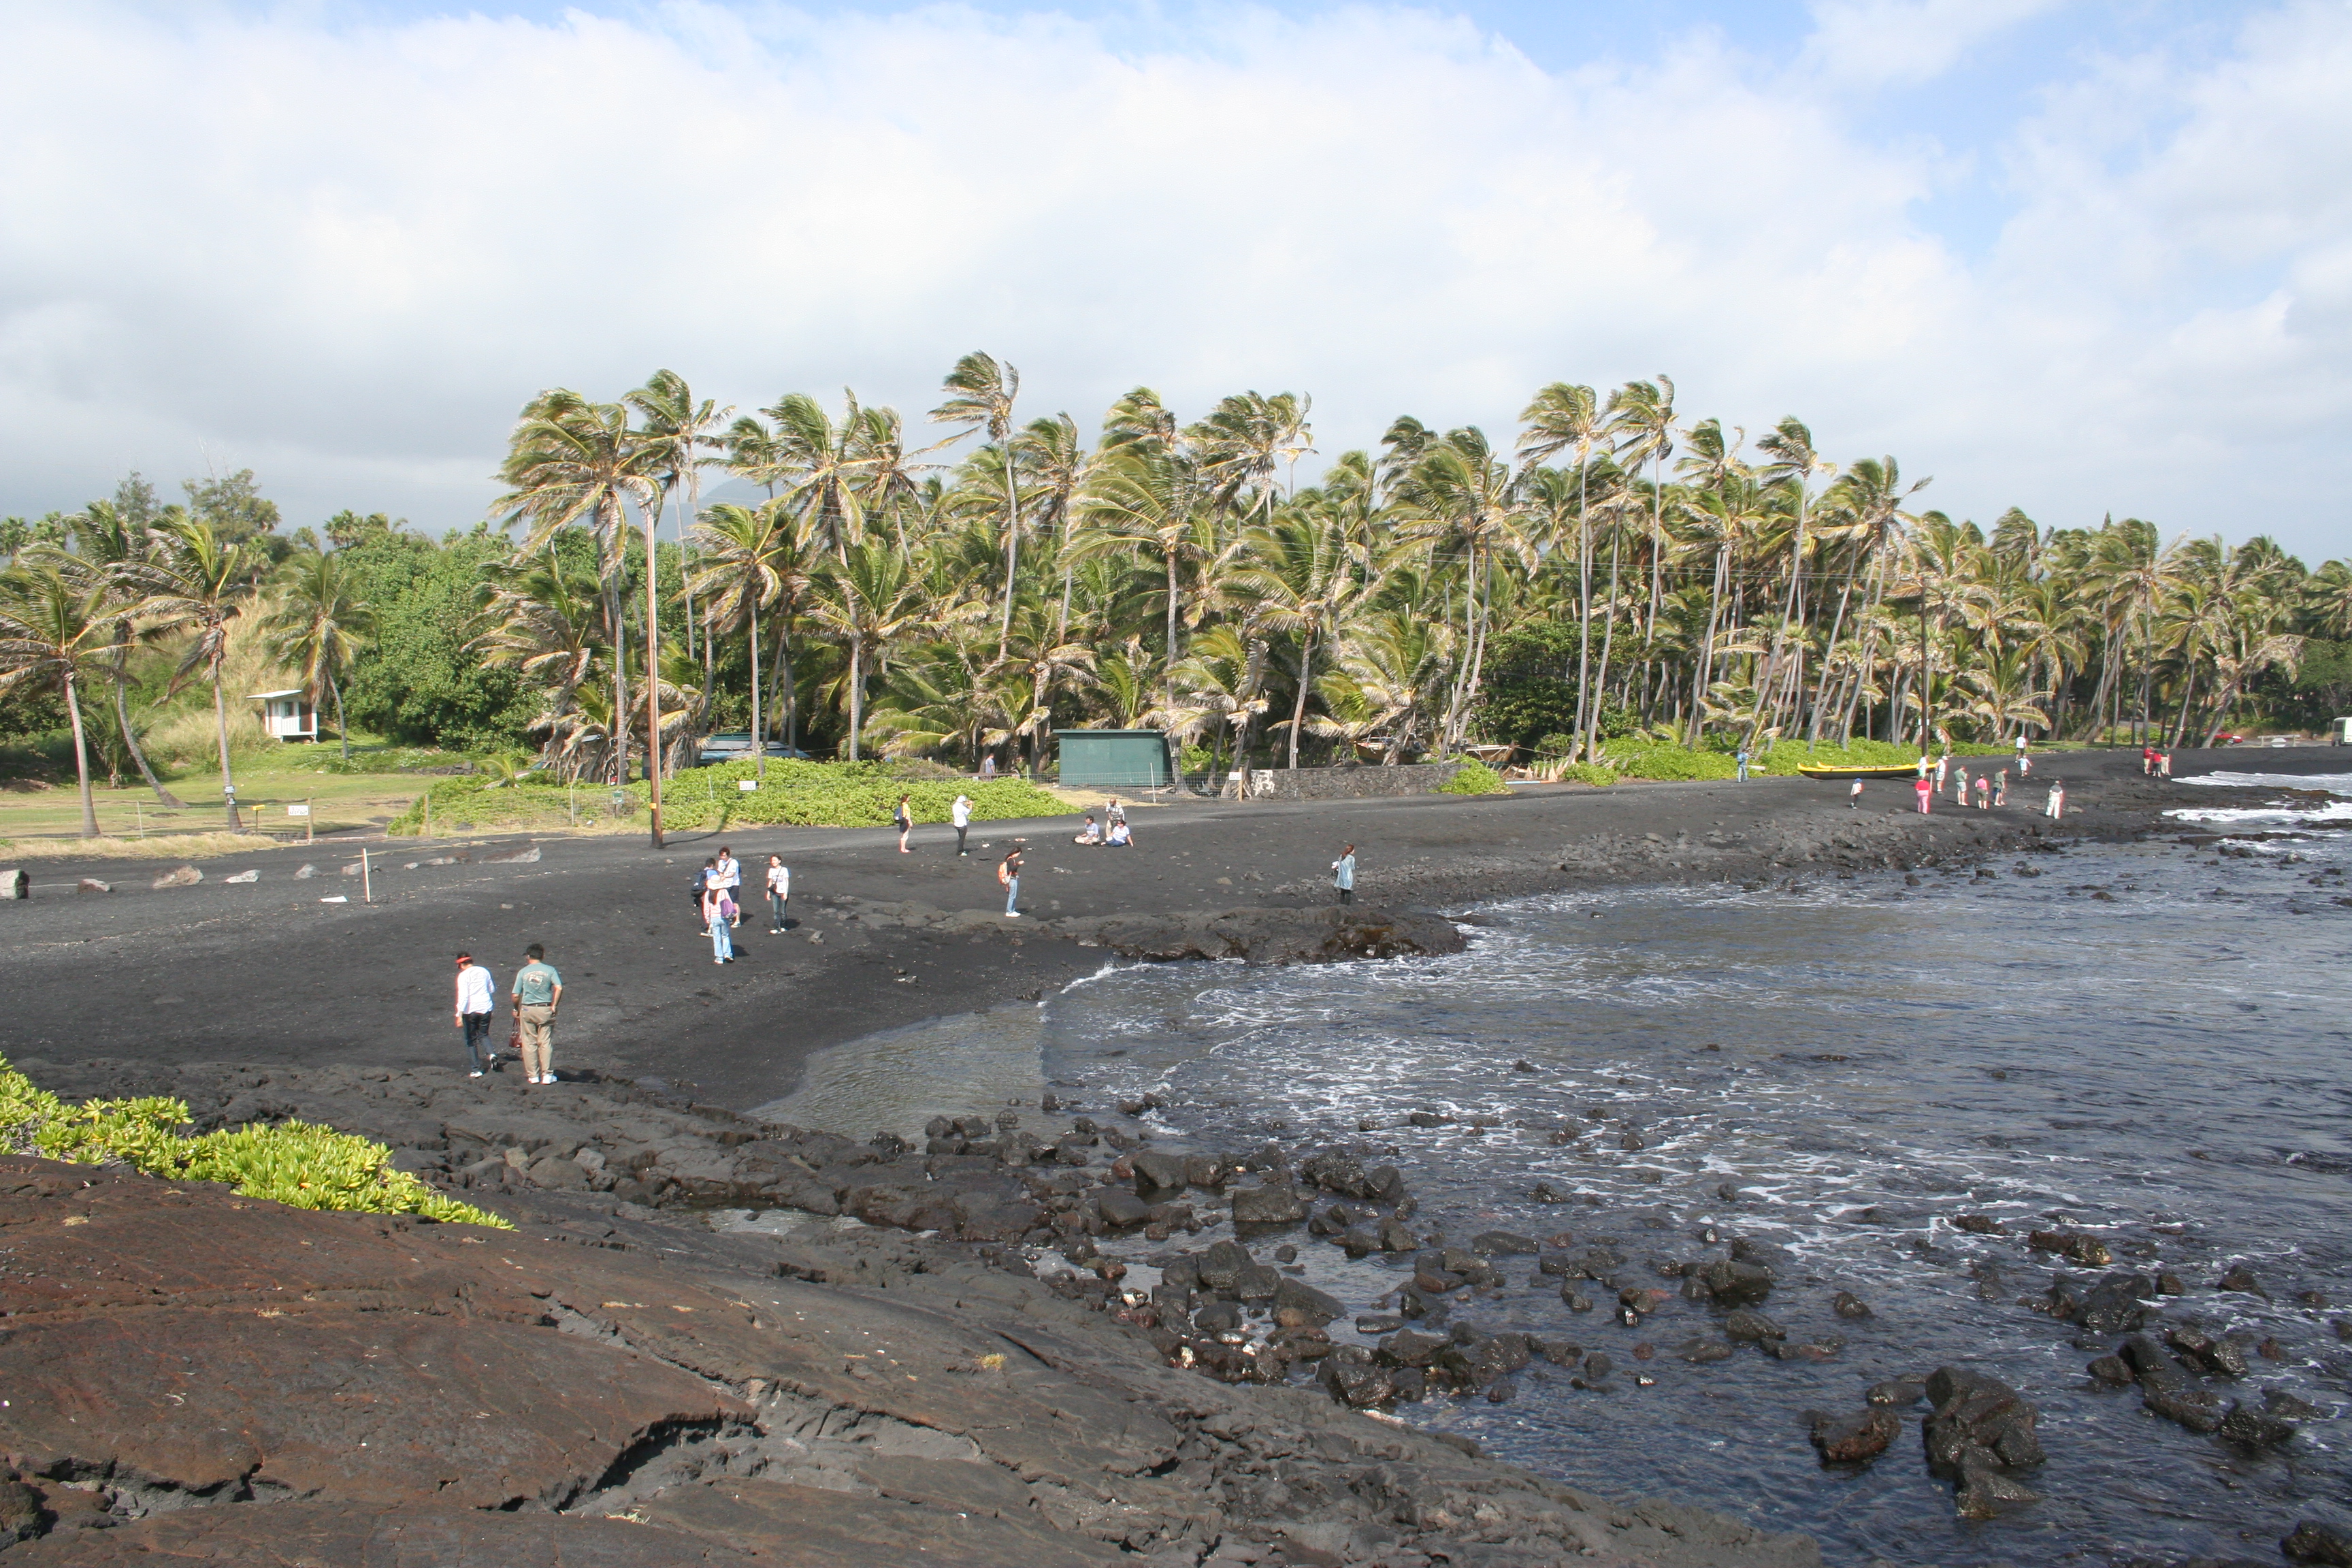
[1228,507,1356,768]
[472,546,610,779]
[0,564,114,836]
[495,389,666,840]
[120,518,253,828]
[627,370,732,667]
[1748,416,1835,745]
[1518,382,1603,754]
[44,500,183,806]
[929,353,1024,656]
[1603,376,1676,645]
[805,542,934,761]
[1071,446,1213,697]
[264,551,375,763]
[1396,428,1524,753]
[689,500,799,780]
[1191,391,1314,524]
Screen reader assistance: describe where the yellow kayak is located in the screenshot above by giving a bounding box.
[1794,764,1921,780]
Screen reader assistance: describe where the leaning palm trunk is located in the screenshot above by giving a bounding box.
[63,672,97,837]
[606,583,631,787]
[1286,630,1313,769]
[1585,530,1622,762]
[110,650,182,806]
[209,663,240,830]
[330,676,349,764]
[642,510,665,848]
[1573,471,1592,758]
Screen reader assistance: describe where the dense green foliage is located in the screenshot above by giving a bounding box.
[1437,760,1510,795]
[0,1055,505,1226]
[338,526,538,751]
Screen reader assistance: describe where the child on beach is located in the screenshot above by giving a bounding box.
[998,849,1023,917]
[1848,778,1863,808]
[704,883,736,963]
[1914,776,1933,814]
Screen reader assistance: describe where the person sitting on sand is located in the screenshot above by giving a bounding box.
[1075,813,1102,845]
[1107,819,1133,847]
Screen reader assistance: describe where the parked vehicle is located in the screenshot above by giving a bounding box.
[2332,717,2352,747]
[693,732,811,766]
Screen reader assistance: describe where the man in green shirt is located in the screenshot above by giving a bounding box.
[510,944,564,1085]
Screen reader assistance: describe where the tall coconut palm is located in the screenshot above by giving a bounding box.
[1228,507,1356,768]
[495,389,666,840]
[1808,455,1927,741]
[1071,447,1213,697]
[1395,428,1523,753]
[119,518,253,828]
[627,370,732,666]
[1748,416,1835,745]
[1518,382,1604,754]
[805,542,933,762]
[1603,376,1676,644]
[929,353,1024,656]
[44,500,183,805]
[689,500,803,780]
[264,551,374,764]
[1191,391,1314,525]
[472,546,610,778]
[0,564,114,836]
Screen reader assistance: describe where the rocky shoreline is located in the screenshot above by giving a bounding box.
[7,748,2349,1563]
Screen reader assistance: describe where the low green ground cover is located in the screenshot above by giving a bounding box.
[1438,760,1512,795]
[0,1056,506,1227]
[1597,736,2046,782]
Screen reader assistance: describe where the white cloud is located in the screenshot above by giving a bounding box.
[0,0,2345,562]
[1801,0,2061,91]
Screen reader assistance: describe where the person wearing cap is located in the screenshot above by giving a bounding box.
[510,944,564,1085]
[453,951,497,1077]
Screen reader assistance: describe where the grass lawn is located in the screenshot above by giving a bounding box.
[0,751,429,857]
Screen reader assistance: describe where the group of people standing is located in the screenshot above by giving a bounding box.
[1908,747,2064,819]
[691,847,793,963]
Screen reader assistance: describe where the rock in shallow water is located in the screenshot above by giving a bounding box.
[1923,1367,2044,1518]
[1810,1407,1899,1466]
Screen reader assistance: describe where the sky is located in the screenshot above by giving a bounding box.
[1,0,2348,561]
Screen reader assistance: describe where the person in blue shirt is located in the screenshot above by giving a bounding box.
[1332,845,1356,905]
[510,944,564,1085]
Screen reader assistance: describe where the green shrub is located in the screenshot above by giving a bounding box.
[1556,762,1616,786]
[1603,743,1739,781]
[0,1055,506,1228]
[1438,760,1511,795]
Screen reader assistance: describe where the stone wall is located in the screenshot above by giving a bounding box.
[1230,762,1465,800]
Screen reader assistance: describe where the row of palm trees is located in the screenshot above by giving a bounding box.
[480,363,2344,813]
[0,505,370,835]
[10,358,2340,839]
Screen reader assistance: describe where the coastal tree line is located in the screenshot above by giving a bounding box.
[5,359,2351,836]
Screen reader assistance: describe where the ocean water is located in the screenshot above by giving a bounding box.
[774,779,2352,1565]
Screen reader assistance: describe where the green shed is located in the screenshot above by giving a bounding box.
[1056,730,1175,788]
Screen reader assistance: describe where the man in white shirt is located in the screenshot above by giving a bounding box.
[951,794,972,856]
[453,952,497,1077]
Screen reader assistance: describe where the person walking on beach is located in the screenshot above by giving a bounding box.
[894,794,913,853]
[2046,779,2065,819]
[1735,746,1750,782]
[1994,770,2008,807]
[2159,751,2172,779]
[510,944,562,1085]
[704,881,735,964]
[998,849,1023,917]
[1914,774,1933,814]
[1953,765,1970,808]
[951,793,972,855]
[691,857,715,932]
[454,951,497,1077]
[2014,732,2029,768]
[1848,777,1863,808]
[1936,752,1950,789]
[764,854,789,932]
[1333,845,1356,904]
[980,753,998,779]
[2019,749,2033,779]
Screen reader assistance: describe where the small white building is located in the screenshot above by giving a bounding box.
[248,689,318,741]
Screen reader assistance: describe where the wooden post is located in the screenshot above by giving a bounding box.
[423,790,431,840]
[305,797,314,845]
[361,847,372,904]
[568,779,577,829]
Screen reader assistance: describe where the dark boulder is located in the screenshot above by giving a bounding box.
[1923,1367,2044,1518]
[1693,1258,1774,1306]
[2086,1354,2133,1387]
[1130,1152,1189,1194]
[2166,1324,2250,1378]
[1831,1291,1872,1319]
[1374,1329,1448,1368]
[2284,1520,2352,1565]
[1195,1239,1251,1292]
[2217,1262,2268,1296]
[1724,1309,1785,1344]
[1952,1213,2006,1235]
[1231,1183,1307,1227]
[1810,1407,1899,1466]
[1470,1230,1539,1256]
[1096,1190,1152,1228]
[1318,1352,1395,1408]
[1676,1336,1735,1364]
[2217,1404,2298,1450]
[2027,1229,2112,1267]
[2040,1271,2153,1335]
[1272,1275,1343,1324]
[1301,1149,1377,1199]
